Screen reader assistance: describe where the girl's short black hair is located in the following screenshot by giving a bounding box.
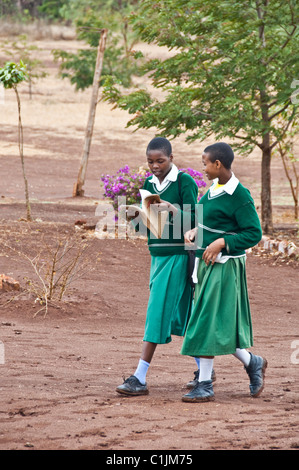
[146,137,172,157]
[204,142,234,169]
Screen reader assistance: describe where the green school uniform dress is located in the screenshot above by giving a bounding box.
[140,165,198,344]
[181,174,262,357]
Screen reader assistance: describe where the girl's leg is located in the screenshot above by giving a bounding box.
[194,357,201,369]
[233,348,251,366]
[182,356,215,402]
[141,341,157,363]
[187,357,217,389]
[116,341,157,395]
[198,356,214,381]
[134,342,157,385]
[233,348,267,397]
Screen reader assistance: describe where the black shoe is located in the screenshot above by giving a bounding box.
[182,380,215,402]
[186,369,216,389]
[116,375,149,396]
[245,353,268,397]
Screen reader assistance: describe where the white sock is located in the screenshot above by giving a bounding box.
[134,359,150,385]
[194,357,200,369]
[198,358,214,382]
[233,348,251,367]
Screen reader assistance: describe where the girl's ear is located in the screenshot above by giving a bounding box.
[215,159,222,169]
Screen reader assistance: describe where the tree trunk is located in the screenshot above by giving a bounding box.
[14,86,32,221]
[256,5,273,234]
[279,148,299,220]
[73,29,108,197]
[260,141,273,234]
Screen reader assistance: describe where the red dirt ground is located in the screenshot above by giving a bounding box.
[0,38,298,452]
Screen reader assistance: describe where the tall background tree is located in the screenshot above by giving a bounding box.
[103,0,299,233]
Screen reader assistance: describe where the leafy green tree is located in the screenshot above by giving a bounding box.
[52,0,141,91]
[0,61,31,221]
[103,0,299,234]
[38,0,69,20]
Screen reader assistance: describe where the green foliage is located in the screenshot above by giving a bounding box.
[0,60,28,88]
[103,0,299,155]
[52,1,142,91]
[0,60,31,221]
[0,0,18,16]
[53,36,138,91]
[101,0,299,232]
[39,0,137,22]
[0,1,44,21]
[38,0,68,20]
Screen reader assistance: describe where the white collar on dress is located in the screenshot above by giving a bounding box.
[148,164,179,191]
[210,172,239,195]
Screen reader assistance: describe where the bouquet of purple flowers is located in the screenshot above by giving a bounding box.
[101,165,206,210]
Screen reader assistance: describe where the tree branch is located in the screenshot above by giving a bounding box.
[270,108,296,150]
[268,100,291,121]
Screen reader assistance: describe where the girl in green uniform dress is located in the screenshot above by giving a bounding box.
[116,137,199,396]
[181,142,268,402]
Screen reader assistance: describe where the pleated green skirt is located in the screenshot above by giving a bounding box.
[143,254,193,344]
[181,257,253,357]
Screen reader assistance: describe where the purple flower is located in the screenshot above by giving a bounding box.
[100,165,206,205]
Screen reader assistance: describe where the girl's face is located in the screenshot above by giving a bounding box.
[147,149,173,181]
[202,152,220,180]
